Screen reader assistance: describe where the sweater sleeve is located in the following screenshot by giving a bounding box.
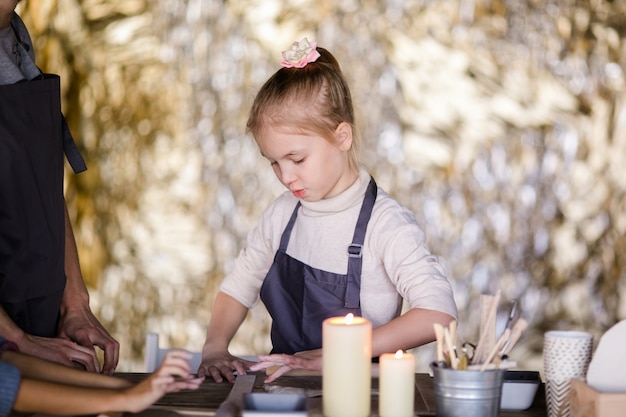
[371,193,458,319]
[0,362,21,417]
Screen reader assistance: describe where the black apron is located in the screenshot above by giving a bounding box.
[260,178,377,354]
[0,73,86,337]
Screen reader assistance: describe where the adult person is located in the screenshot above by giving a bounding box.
[198,39,457,383]
[0,0,119,373]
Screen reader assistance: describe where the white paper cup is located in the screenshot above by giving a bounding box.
[543,331,593,417]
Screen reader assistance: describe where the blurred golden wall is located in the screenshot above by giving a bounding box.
[17,0,626,371]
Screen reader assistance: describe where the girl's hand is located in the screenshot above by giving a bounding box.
[197,352,255,383]
[123,350,204,413]
[250,349,322,383]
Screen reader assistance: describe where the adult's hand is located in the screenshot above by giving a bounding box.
[17,333,101,371]
[57,303,120,374]
[197,351,256,383]
[60,200,120,374]
[250,349,323,382]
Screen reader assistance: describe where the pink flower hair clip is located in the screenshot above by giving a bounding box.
[280,38,321,68]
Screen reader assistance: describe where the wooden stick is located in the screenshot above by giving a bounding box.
[444,327,458,369]
[473,294,493,364]
[480,328,510,371]
[449,320,457,351]
[474,290,501,364]
[449,320,459,367]
[433,323,445,362]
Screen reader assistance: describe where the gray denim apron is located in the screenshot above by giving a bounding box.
[0,70,86,337]
[260,178,377,354]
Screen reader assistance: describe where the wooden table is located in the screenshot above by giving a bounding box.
[116,372,547,417]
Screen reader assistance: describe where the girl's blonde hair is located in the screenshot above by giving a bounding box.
[246,47,360,170]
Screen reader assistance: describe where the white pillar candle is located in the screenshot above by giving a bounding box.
[322,314,372,417]
[379,350,415,417]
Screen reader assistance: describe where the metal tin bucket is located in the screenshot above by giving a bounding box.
[430,362,505,417]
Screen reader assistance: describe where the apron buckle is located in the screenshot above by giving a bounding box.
[348,243,363,258]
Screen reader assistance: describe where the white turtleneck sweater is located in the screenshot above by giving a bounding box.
[220,169,457,328]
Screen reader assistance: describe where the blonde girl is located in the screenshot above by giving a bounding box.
[199,39,457,383]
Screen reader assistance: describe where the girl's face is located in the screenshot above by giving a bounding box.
[255,122,358,202]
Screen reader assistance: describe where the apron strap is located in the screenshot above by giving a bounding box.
[11,21,87,174]
[279,202,301,252]
[62,116,87,173]
[344,177,377,308]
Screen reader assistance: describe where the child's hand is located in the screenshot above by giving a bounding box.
[250,349,322,383]
[197,352,254,383]
[152,350,205,393]
[122,350,204,413]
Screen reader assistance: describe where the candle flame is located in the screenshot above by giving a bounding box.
[395,349,404,358]
[344,313,354,324]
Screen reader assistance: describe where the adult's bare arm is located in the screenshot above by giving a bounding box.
[2,349,129,389]
[57,200,120,373]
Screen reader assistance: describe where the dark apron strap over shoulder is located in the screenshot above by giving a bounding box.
[9,21,87,175]
[345,178,377,309]
[278,201,301,251]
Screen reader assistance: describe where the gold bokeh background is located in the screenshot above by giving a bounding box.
[16,0,626,372]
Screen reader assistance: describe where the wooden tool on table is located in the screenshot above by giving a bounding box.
[214,374,256,417]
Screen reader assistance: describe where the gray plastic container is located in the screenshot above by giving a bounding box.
[430,362,505,417]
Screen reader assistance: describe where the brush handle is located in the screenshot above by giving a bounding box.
[502,318,528,355]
